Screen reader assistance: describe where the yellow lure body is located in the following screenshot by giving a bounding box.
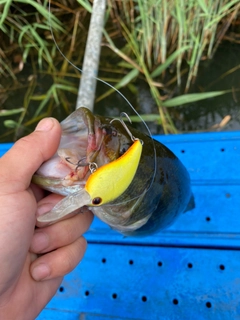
[85,139,142,206]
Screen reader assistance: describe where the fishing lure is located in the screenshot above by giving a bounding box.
[86,138,142,206]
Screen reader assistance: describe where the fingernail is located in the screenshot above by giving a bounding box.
[37,203,53,217]
[32,263,50,281]
[31,232,49,252]
[35,118,54,132]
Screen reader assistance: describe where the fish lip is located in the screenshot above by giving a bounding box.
[60,107,95,134]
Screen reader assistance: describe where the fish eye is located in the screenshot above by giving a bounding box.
[102,126,112,135]
[92,197,102,205]
[119,142,131,156]
[102,125,118,137]
[112,129,117,137]
[119,147,126,156]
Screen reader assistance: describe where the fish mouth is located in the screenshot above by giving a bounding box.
[35,107,93,191]
[33,107,131,195]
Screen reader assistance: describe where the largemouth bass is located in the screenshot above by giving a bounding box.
[33,107,192,236]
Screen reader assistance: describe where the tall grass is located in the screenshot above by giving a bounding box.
[98,0,239,132]
[108,0,240,91]
[0,0,88,140]
[0,0,64,70]
[0,0,239,138]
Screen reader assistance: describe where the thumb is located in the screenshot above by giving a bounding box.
[0,118,61,191]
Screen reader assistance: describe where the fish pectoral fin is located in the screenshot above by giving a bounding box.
[37,189,92,224]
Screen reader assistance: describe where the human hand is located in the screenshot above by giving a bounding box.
[0,118,93,320]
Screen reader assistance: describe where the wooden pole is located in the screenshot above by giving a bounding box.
[76,0,106,111]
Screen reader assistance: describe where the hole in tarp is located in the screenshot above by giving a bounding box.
[219,264,225,270]
[188,263,193,268]
[112,293,117,299]
[173,299,178,305]
[59,286,64,293]
[129,260,134,265]
[142,296,147,302]
[220,148,225,152]
[158,261,163,267]
[206,217,211,222]
[181,150,185,153]
[206,302,212,308]
[102,258,106,263]
[85,290,90,296]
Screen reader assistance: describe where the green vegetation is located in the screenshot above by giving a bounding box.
[0,0,239,140]
[103,0,240,132]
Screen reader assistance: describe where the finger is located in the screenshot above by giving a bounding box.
[0,254,63,320]
[30,236,87,281]
[30,183,46,202]
[37,193,65,217]
[35,193,66,228]
[30,209,93,253]
[0,118,61,192]
[30,277,63,317]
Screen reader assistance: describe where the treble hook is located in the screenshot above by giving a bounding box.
[65,157,88,171]
[65,157,98,175]
[110,112,137,142]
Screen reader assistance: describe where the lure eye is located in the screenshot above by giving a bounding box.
[92,197,102,205]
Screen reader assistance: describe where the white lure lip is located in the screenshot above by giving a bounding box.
[37,188,92,224]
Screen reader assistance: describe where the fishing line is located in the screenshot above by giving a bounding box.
[48,0,157,196]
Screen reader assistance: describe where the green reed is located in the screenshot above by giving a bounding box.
[108,0,239,91]
[100,0,239,132]
[0,0,239,139]
[0,0,88,140]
